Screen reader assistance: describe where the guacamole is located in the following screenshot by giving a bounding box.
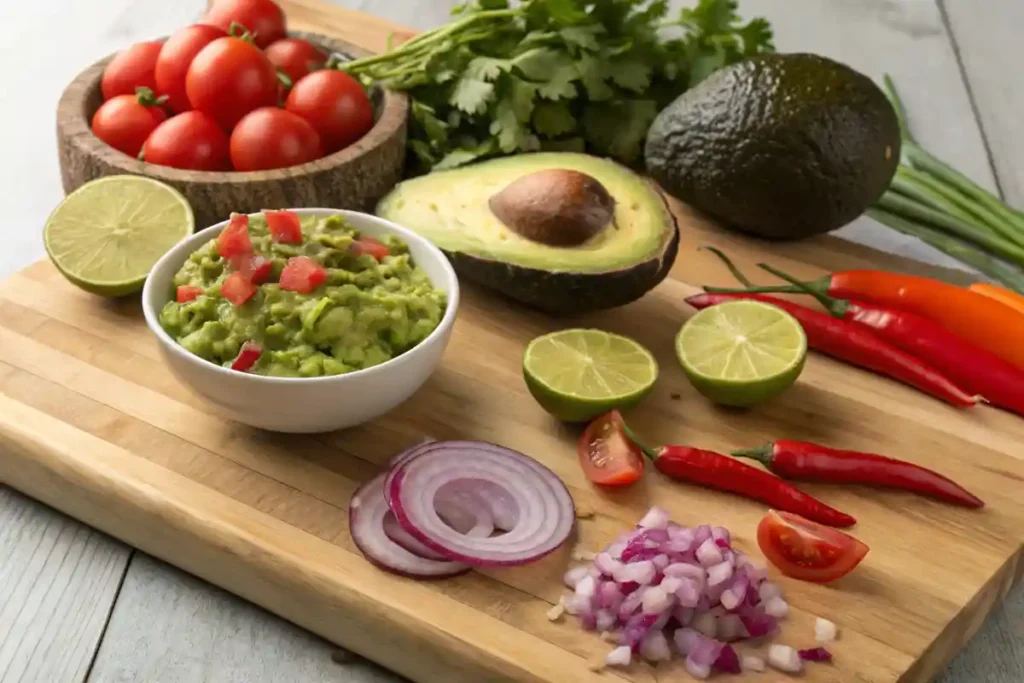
[159,212,447,377]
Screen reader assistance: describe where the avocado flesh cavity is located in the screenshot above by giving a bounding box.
[644,53,901,240]
[376,152,679,314]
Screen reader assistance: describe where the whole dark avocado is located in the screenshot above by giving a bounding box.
[644,53,901,240]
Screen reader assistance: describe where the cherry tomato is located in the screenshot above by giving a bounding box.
[186,36,278,130]
[350,237,389,261]
[205,0,286,48]
[285,70,374,154]
[217,213,253,260]
[265,38,327,85]
[221,271,258,306]
[231,341,263,372]
[229,108,322,172]
[91,88,168,157]
[154,24,228,113]
[757,510,870,584]
[101,41,162,101]
[176,285,204,303]
[263,209,302,243]
[142,111,231,171]
[279,256,327,293]
[577,410,645,486]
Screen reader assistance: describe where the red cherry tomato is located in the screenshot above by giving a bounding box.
[264,38,327,85]
[186,36,278,130]
[217,213,254,260]
[285,70,374,154]
[91,88,168,157]
[229,108,322,172]
[101,41,162,100]
[142,111,230,171]
[263,209,302,243]
[221,271,257,306]
[279,256,327,293]
[577,410,645,486]
[154,24,228,113]
[176,285,204,303]
[231,341,263,372]
[350,237,390,261]
[757,510,870,584]
[204,0,286,48]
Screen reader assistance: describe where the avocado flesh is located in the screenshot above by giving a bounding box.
[644,53,901,240]
[376,152,678,313]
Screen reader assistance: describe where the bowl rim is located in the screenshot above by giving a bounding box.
[141,207,460,385]
[58,30,408,184]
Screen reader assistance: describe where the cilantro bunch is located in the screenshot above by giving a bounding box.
[340,0,774,174]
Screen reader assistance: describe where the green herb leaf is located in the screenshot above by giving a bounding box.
[560,25,604,52]
[583,99,659,163]
[466,56,512,81]
[533,101,577,137]
[541,137,587,153]
[577,55,615,101]
[450,75,495,114]
[508,76,539,121]
[608,60,652,92]
[434,138,499,170]
[491,99,527,152]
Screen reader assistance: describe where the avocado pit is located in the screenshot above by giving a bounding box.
[488,169,616,247]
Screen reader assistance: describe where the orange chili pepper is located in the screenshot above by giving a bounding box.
[969,282,1024,317]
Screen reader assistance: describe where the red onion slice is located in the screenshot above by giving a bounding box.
[382,511,450,561]
[388,441,575,566]
[349,474,469,578]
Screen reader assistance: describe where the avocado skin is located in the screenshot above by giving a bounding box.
[644,53,901,240]
[446,202,679,314]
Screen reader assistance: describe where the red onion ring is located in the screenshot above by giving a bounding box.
[386,441,575,566]
[349,473,469,578]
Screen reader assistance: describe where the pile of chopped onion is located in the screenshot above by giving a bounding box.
[560,507,817,679]
[350,441,576,576]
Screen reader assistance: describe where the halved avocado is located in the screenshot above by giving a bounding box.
[375,152,679,314]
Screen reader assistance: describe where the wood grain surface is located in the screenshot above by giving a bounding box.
[56,31,409,230]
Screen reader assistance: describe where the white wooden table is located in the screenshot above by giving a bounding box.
[1,1,1021,681]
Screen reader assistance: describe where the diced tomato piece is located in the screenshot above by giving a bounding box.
[350,236,390,261]
[221,271,257,305]
[577,410,644,486]
[279,256,327,293]
[217,213,253,260]
[263,209,303,244]
[176,285,204,303]
[231,254,273,284]
[230,341,262,372]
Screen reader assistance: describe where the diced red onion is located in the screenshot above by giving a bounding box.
[652,553,670,570]
[620,613,659,649]
[618,588,645,621]
[696,537,724,566]
[675,577,702,608]
[741,611,779,639]
[764,595,790,619]
[614,559,656,585]
[563,565,591,589]
[769,644,803,673]
[576,574,597,600]
[594,552,621,577]
[759,580,782,602]
[685,658,711,680]
[598,580,624,611]
[741,654,766,672]
[707,560,734,587]
[694,524,713,546]
[672,605,694,627]
[687,633,724,674]
[605,645,631,667]
[674,626,700,655]
[692,611,718,638]
[348,474,469,578]
[638,506,670,529]
[640,630,672,662]
[717,613,747,642]
[596,609,617,632]
[799,647,833,662]
[714,644,741,674]
[720,573,750,611]
[815,617,838,643]
[386,441,575,566]
[659,576,683,594]
[641,586,673,614]
[711,526,731,548]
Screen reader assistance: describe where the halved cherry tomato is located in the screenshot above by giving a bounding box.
[101,41,162,100]
[577,410,645,486]
[205,0,287,49]
[350,237,389,261]
[263,209,302,243]
[231,341,263,372]
[217,213,253,260]
[91,88,168,157]
[757,510,869,584]
[176,285,204,302]
[154,24,228,113]
[221,271,257,306]
[279,256,327,293]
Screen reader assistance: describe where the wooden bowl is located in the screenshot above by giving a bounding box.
[56,32,409,229]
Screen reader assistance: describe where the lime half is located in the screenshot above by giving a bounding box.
[676,300,807,407]
[44,175,194,296]
[523,328,658,422]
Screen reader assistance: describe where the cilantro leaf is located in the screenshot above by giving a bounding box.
[608,60,652,92]
[491,99,527,152]
[541,137,586,153]
[560,25,604,52]
[532,101,577,137]
[513,47,579,100]
[583,99,659,164]
[577,55,615,101]
[450,75,495,114]
[434,139,498,170]
[466,56,512,81]
[508,76,539,121]
[538,63,579,100]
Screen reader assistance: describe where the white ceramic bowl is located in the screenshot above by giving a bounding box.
[142,208,459,433]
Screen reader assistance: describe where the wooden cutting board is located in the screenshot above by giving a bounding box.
[2,3,1023,682]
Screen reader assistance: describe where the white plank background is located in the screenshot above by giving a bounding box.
[0,0,1021,681]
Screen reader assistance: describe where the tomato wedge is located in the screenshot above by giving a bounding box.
[279,256,327,293]
[176,285,204,303]
[217,213,253,260]
[757,510,869,584]
[350,237,390,261]
[230,341,263,372]
[263,209,302,243]
[221,271,257,306]
[577,410,645,486]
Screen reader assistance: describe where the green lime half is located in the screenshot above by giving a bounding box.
[44,175,194,296]
[676,300,807,407]
[523,328,659,423]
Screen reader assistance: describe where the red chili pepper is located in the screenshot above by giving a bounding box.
[733,440,984,508]
[620,422,856,528]
[686,293,979,408]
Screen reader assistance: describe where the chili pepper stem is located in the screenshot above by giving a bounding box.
[618,419,660,461]
[730,444,774,466]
